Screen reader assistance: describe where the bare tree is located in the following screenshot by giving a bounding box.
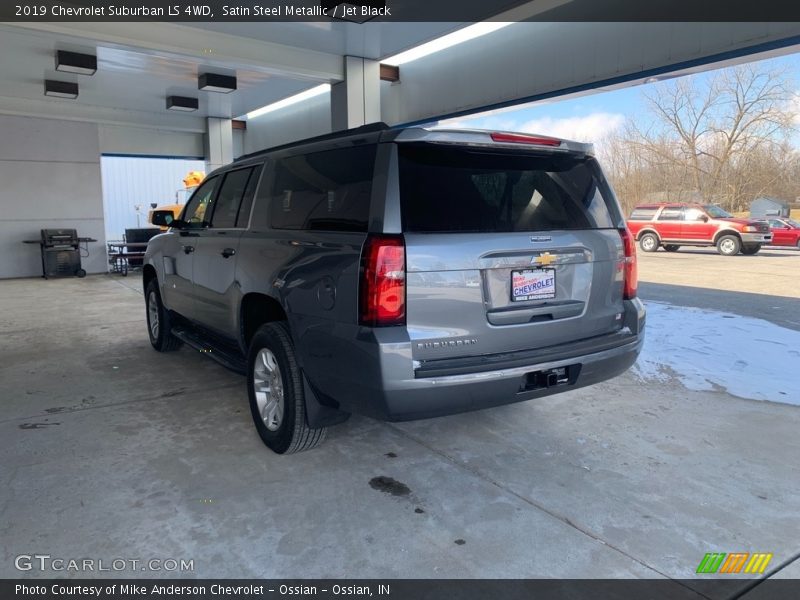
[606,63,797,212]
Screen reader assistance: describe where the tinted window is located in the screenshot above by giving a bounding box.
[657,207,683,221]
[398,144,616,233]
[630,207,658,221]
[210,168,255,228]
[236,165,262,228]
[704,205,733,218]
[182,176,219,227]
[269,145,376,231]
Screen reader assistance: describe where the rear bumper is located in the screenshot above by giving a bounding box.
[378,332,643,421]
[333,298,645,421]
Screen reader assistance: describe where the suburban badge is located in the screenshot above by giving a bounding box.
[417,339,478,350]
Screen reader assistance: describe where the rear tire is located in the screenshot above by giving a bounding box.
[145,280,183,352]
[639,233,659,252]
[247,322,326,454]
[716,234,741,256]
[664,245,680,252]
[741,244,761,255]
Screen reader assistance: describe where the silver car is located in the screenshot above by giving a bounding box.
[144,124,645,454]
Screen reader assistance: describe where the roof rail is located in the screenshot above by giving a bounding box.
[234,122,391,163]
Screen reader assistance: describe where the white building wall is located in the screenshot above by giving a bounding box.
[242,93,331,155]
[0,114,107,279]
[98,124,204,158]
[100,156,205,242]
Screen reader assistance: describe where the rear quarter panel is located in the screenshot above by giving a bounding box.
[235,229,369,403]
[626,220,647,238]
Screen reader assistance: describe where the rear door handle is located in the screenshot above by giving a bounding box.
[182,245,195,254]
[221,248,236,258]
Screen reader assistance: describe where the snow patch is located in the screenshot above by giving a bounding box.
[634,302,800,405]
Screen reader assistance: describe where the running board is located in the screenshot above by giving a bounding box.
[171,327,247,374]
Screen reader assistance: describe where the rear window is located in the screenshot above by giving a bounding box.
[269,145,376,232]
[398,144,617,233]
[630,207,658,221]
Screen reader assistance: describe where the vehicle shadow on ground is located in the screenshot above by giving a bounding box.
[638,281,800,331]
[649,247,798,257]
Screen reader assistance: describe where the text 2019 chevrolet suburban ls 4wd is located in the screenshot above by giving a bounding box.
[143,124,645,454]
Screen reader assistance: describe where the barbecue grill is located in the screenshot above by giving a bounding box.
[23,229,97,279]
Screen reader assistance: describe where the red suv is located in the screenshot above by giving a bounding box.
[627,203,772,256]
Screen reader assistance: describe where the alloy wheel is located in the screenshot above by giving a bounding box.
[253,349,284,431]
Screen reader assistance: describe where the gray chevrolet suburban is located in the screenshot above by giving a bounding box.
[144,123,645,454]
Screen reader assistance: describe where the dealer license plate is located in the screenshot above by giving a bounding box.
[511,268,556,302]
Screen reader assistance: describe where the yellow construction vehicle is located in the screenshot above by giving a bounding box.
[148,170,205,229]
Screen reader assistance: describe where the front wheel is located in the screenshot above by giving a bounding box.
[247,322,326,454]
[664,245,680,252]
[741,244,761,256]
[639,233,659,252]
[145,280,183,351]
[716,234,741,256]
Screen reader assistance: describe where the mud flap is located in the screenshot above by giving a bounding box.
[303,372,350,429]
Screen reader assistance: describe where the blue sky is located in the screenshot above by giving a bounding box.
[439,53,800,145]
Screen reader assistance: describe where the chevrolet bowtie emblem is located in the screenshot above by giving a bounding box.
[532,252,555,266]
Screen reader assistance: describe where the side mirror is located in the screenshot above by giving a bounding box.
[698,215,709,222]
[151,210,177,227]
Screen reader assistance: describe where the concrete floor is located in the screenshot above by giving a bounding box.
[0,264,798,594]
[638,247,800,329]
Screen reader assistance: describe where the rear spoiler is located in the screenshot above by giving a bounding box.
[386,127,594,156]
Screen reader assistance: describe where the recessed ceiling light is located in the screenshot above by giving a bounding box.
[382,22,513,66]
[55,50,97,76]
[166,96,199,112]
[644,77,660,84]
[44,80,78,99]
[245,84,331,119]
[198,73,237,93]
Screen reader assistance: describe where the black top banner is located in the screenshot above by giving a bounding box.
[3,0,800,22]
[2,579,799,600]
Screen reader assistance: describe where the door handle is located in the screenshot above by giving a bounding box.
[182,245,195,254]
[221,248,236,258]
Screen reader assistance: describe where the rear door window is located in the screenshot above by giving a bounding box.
[657,207,684,221]
[235,165,262,228]
[210,167,257,229]
[397,144,617,233]
[269,145,376,232]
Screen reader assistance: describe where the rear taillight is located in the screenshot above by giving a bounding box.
[490,132,562,146]
[359,234,406,327]
[619,227,637,300]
